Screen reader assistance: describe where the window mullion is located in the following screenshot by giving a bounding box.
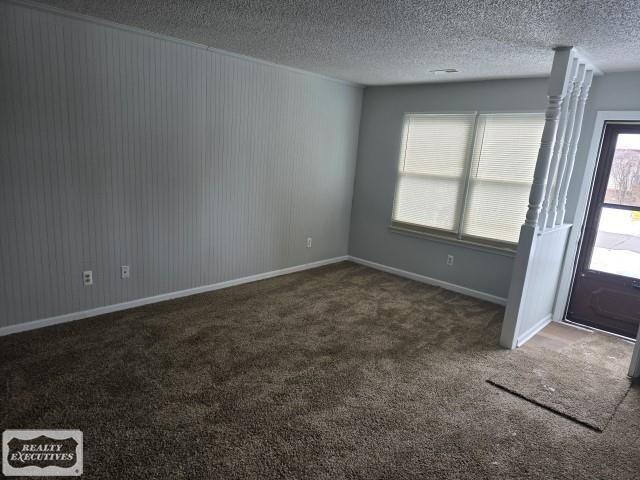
[457,112,479,239]
[391,117,412,221]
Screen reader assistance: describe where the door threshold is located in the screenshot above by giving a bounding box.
[563,319,636,343]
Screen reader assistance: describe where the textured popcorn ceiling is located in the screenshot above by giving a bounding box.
[31,0,640,85]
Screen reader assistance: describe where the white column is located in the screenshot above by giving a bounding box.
[502,48,575,349]
[538,58,579,229]
[547,64,587,226]
[555,69,594,225]
[524,47,574,227]
[524,96,564,227]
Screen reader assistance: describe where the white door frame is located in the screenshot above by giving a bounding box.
[630,327,640,380]
[552,110,640,379]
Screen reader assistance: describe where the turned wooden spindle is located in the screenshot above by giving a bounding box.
[555,69,594,225]
[538,58,579,230]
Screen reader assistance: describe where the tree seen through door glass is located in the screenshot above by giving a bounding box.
[604,133,640,207]
[590,133,640,278]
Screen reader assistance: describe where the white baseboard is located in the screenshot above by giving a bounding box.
[347,256,507,306]
[0,256,349,337]
[516,314,552,347]
[2,255,507,337]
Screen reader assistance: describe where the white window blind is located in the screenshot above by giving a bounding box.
[392,113,545,246]
[392,114,476,232]
[463,114,545,243]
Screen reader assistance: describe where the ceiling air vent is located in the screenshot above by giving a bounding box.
[430,68,459,75]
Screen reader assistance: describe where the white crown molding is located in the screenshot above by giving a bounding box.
[3,0,362,89]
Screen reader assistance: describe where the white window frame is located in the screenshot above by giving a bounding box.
[390,111,544,254]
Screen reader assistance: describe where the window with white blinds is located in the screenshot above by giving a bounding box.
[392,113,545,246]
[392,114,476,231]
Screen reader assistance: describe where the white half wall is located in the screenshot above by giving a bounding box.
[501,225,571,348]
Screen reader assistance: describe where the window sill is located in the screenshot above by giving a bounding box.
[389,224,517,258]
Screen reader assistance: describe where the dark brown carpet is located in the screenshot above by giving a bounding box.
[487,348,631,431]
[1,261,638,479]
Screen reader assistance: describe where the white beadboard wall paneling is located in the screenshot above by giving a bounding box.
[0,0,363,328]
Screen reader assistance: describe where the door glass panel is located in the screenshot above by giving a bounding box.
[589,207,640,279]
[569,124,640,339]
[604,133,640,207]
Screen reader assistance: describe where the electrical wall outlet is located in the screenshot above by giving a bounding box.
[446,254,454,266]
[121,265,130,279]
[83,270,93,286]
[306,237,312,248]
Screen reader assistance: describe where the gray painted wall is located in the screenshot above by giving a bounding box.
[0,1,362,328]
[349,72,640,299]
[567,71,640,221]
[349,78,549,299]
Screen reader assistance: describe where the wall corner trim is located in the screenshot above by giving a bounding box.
[348,256,507,306]
[516,314,552,347]
[0,256,349,337]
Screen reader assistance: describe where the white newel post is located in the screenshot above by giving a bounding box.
[524,94,564,227]
[500,47,574,349]
[501,48,598,350]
